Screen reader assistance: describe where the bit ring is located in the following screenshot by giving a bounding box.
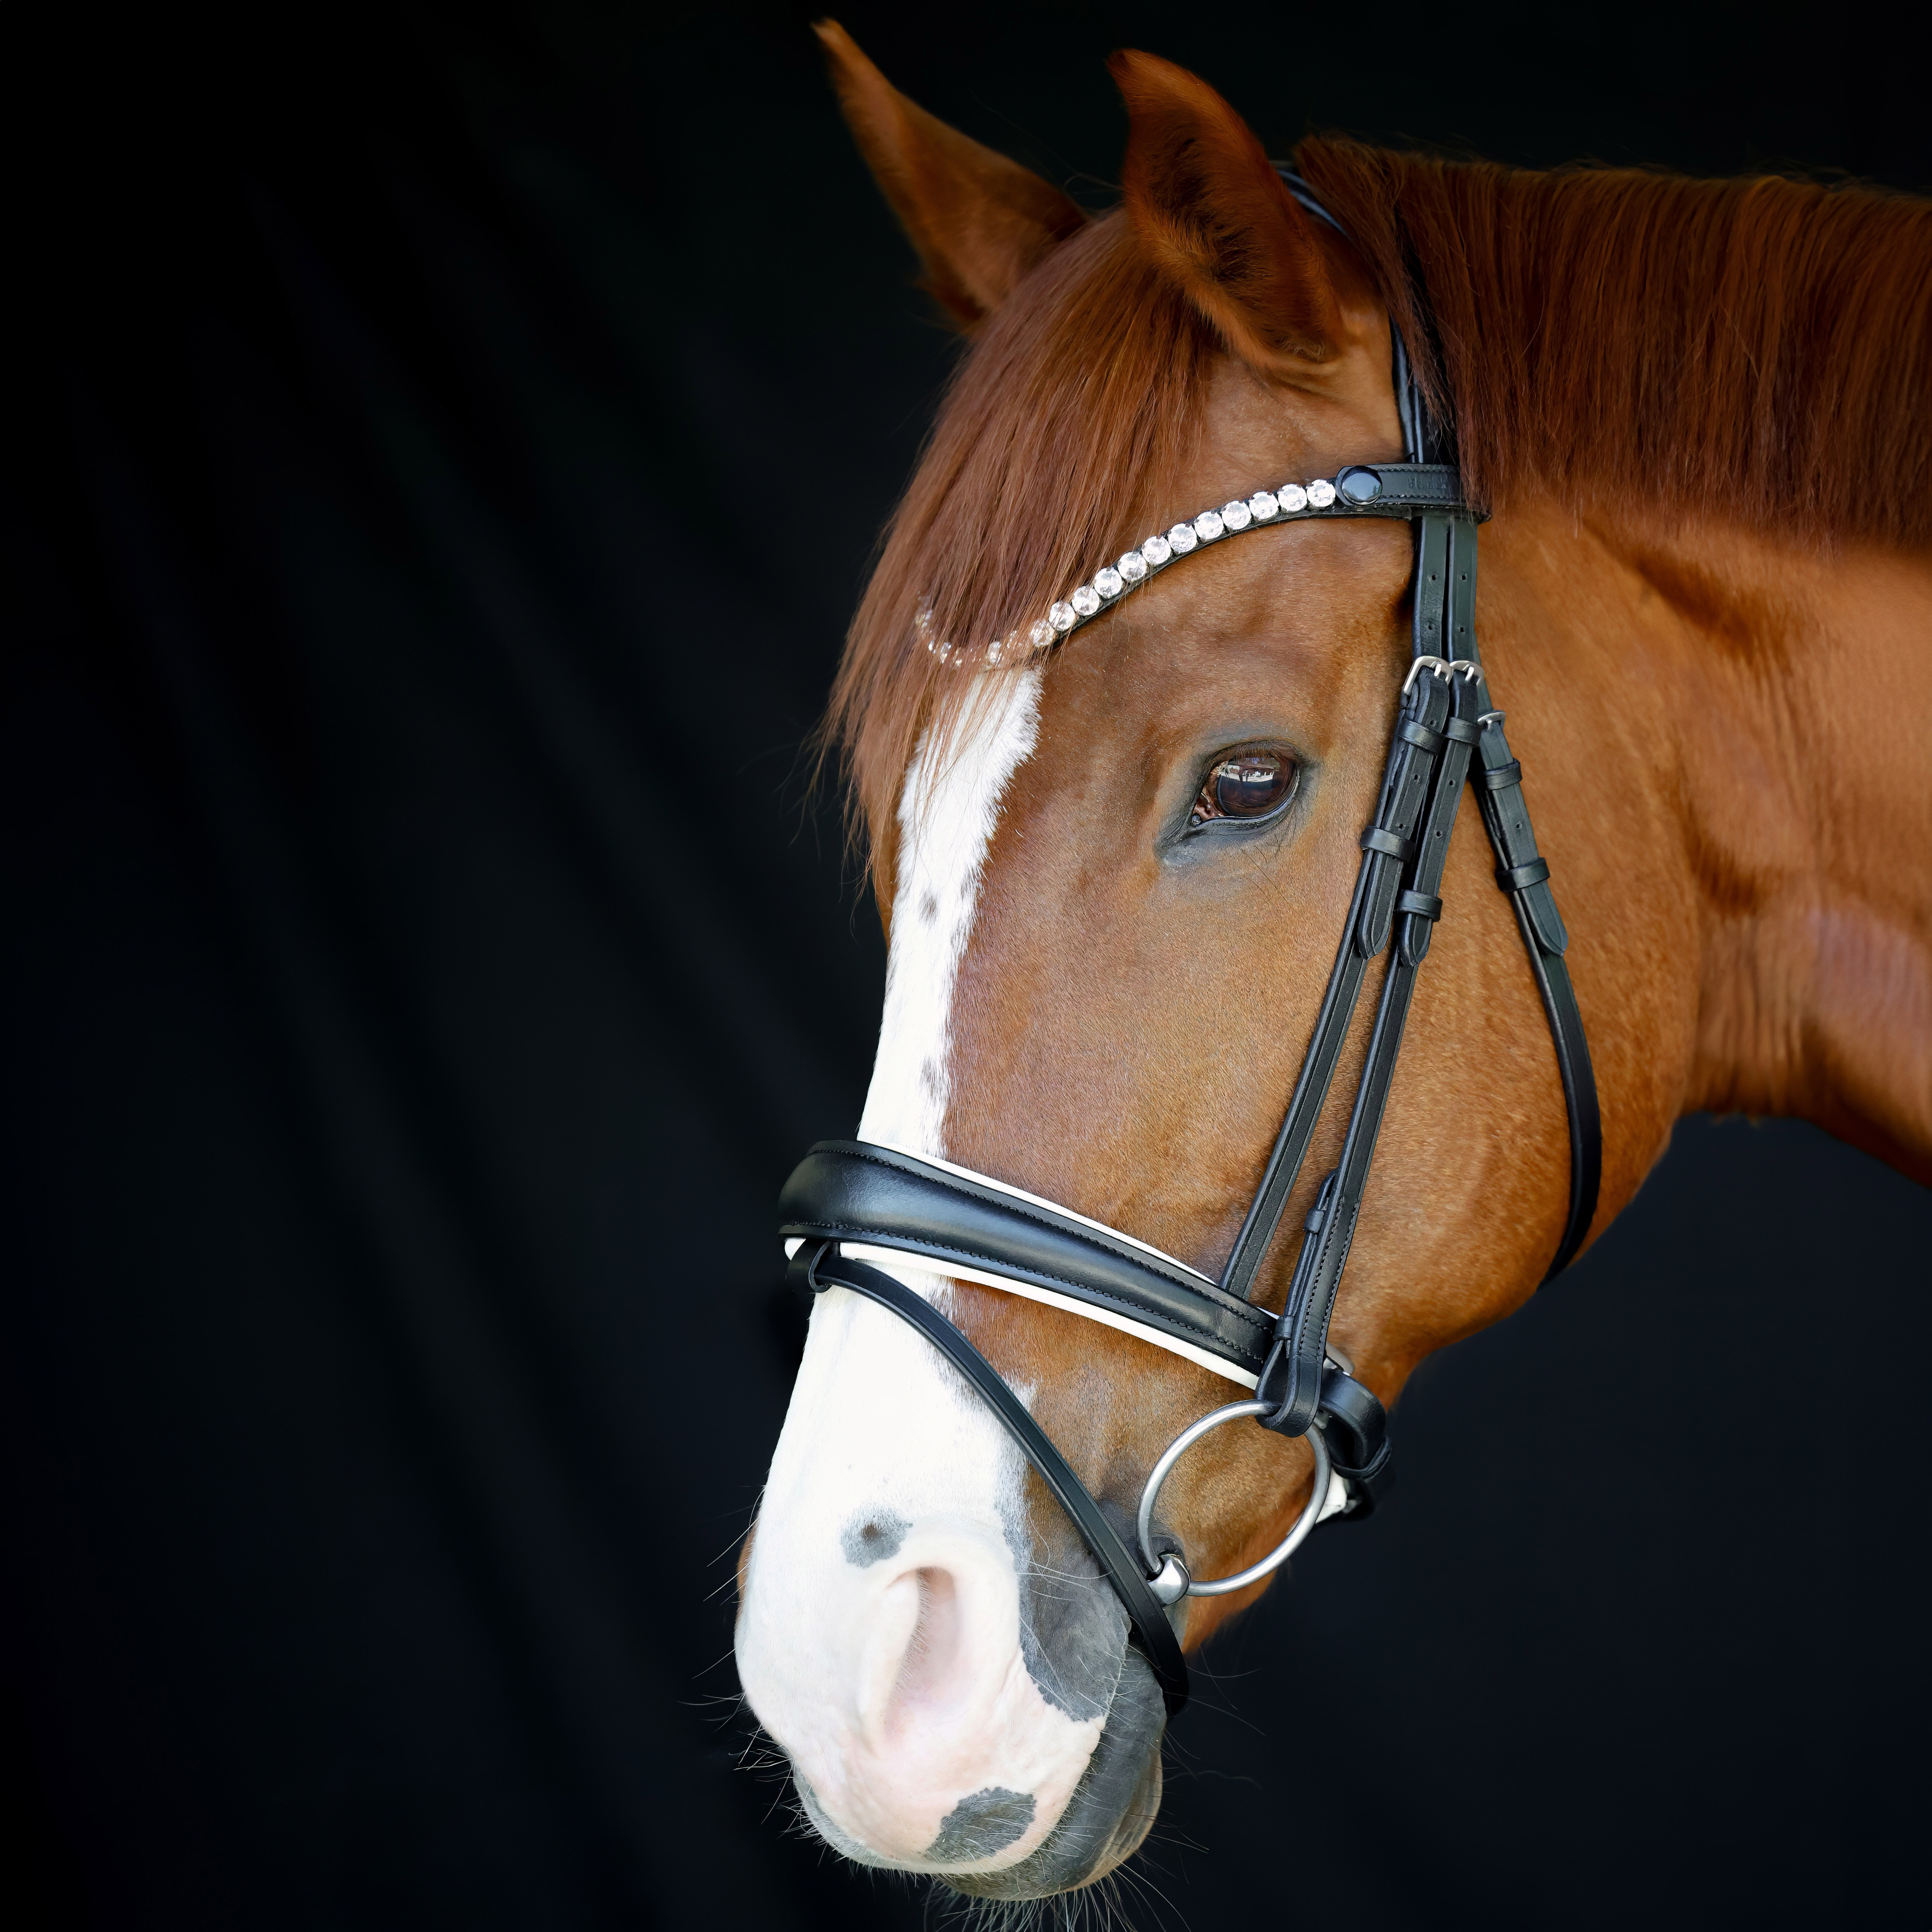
[1136,1401,1335,1600]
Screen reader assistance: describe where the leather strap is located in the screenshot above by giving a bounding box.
[1223,505,1600,1456]
[781,1140,1276,1378]
[1470,706,1603,1280]
[797,1242,1191,1715]
[1254,639,1480,1439]
[1411,513,1451,660]
[1215,639,1456,1307]
[1316,1363,1394,1502]
[1437,459,1600,1282]
[1220,515,1599,1334]
[1322,464,1480,517]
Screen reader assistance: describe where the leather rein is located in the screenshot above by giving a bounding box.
[776,178,1601,1716]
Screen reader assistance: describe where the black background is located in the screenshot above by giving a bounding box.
[3,3,1929,1927]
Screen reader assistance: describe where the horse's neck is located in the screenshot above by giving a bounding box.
[1679,531,1932,1180]
[1485,501,1932,1199]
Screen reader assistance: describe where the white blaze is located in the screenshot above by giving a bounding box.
[738,672,1107,1874]
[858,673,1041,1155]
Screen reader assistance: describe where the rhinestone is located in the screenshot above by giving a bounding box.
[1168,522,1199,553]
[1050,601,1077,633]
[1249,490,1279,519]
[1141,533,1172,566]
[1194,509,1225,542]
[1119,550,1148,582]
[1221,498,1252,531]
[1307,478,1337,508]
[1071,584,1101,617]
[1278,483,1309,512]
[1094,565,1124,599]
[1030,618,1055,649]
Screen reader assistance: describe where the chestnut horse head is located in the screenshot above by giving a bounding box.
[735,22,1932,1902]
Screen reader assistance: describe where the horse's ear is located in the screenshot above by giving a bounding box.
[1110,49,1343,373]
[815,20,1088,331]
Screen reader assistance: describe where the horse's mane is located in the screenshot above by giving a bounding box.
[1301,138,1932,550]
[831,138,1932,866]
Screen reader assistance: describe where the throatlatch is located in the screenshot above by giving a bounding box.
[776,175,1600,1716]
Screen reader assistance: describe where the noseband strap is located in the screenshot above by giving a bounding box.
[781,1141,1276,1380]
[794,1240,1193,1714]
[774,177,1601,1714]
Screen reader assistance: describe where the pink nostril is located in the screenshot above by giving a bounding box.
[883,1567,966,1741]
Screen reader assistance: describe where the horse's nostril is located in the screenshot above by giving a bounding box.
[889,1566,965,1724]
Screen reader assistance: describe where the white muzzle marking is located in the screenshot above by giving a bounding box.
[739,673,1117,1872]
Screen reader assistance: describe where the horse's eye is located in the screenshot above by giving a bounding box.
[1190,750,1298,827]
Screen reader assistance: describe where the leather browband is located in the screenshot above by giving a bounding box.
[1043,459,1480,653]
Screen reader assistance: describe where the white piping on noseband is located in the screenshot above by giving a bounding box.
[784,1137,1261,1389]
[786,1235,1260,1389]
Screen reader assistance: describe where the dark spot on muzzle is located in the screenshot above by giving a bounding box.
[941,1644,1166,1899]
[793,1504,1170,1898]
[787,1642,1169,1897]
[925,1787,1036,1863]
[840,1511,908,1567]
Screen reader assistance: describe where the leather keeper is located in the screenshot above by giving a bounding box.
[1520,882,1569,957]
[1478,758,1523,790]
[1397,718,1444,753]
[1316,1370,1393,1514]
[786,1240,822,1297]
[1358,826,1413,862]
[1395,888,1443,921]
[1442,715,1483,743]
[1497,856,1551,892]
[1326,1436,1394,1513]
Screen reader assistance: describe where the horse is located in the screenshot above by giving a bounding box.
[733,20,1932,1903]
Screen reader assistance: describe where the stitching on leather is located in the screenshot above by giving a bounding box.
[794,1215,1266,1359]
[827,1144,1270,1332]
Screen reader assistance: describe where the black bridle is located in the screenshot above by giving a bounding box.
[776,178,1600,1716]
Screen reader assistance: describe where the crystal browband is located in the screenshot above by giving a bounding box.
[925,461,1480,666]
